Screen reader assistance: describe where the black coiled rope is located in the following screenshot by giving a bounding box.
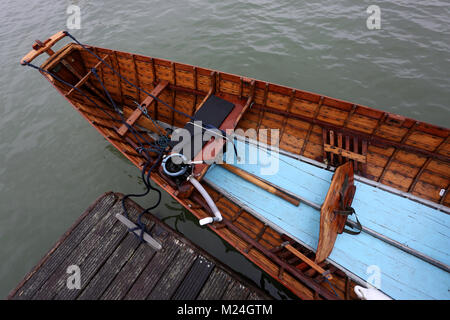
[23,31,240,241]
[24,60,165,241]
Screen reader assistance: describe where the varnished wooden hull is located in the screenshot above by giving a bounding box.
[27,38,450,300]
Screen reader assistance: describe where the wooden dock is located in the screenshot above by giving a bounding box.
[8,192,270,300]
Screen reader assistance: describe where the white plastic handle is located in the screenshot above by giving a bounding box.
[199,217,214,226]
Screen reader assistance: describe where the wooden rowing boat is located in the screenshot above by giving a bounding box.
[21,32,450,300]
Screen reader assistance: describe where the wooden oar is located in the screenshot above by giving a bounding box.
[219,163,301,206]
[283,242,332,280]
[204,177,450,274]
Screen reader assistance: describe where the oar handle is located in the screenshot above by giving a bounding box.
[273,189,301,206]
[21,31,67,65]
[220,163,300,206]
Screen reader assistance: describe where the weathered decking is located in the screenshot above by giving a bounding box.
[8,192,270,300]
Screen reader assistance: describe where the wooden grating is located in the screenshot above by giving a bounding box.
[322,128,368,176]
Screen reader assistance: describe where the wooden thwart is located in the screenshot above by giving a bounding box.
[175,81,255,199]
[65,55,109,97]
[194,71,216,113]
[117,80,168,136]
[122,105,165,135]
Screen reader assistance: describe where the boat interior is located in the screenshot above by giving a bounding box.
[21,32,450,300]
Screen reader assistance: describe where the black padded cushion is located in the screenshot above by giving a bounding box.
[170,95,234,160]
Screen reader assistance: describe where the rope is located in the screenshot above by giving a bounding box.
[66,31,244,161]
[23,61,167,243]
[63,31,226,134]
[63,30,240,159]
[323,277,340,298]
[23,31,242,241]
[124,94,168,138]
[25,62,160,158]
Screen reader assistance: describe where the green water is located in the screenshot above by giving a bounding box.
[0,0,449,298]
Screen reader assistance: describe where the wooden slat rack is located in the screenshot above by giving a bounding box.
[322,128,368,176]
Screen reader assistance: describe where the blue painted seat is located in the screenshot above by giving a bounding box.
[205,139,450,300]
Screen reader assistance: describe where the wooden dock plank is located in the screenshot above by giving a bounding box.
[76,233,141,300]
[8,192,270,301]
[76,211,158,299]
[100,242,157,300]
[124,237,181,300]
[98,220,169,300]
[171,256,215,300]
[221,280,251,300]
[248,291,270,300]
[35,201,127,299]
[10,193,118,300]
[197,268,232,300]
[147,245,198,300]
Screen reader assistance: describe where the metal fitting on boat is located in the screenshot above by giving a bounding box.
[161,153,189,177]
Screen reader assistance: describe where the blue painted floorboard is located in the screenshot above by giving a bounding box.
[205,140,450,299]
